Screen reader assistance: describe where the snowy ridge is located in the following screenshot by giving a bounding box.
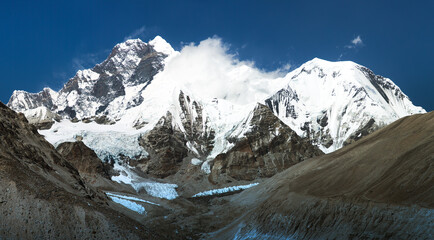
[23,106,59,125]
[149,36,178,59]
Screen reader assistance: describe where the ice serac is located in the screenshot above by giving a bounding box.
[265,58,425,153]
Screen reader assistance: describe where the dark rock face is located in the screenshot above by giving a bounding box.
[265,88,299,119]
[139,112,189,178]
[128,51,166,86]
[177,91,215,156]
[343,118,380,146]
[138,91,215,178]
[210,104,323,183]
[56,141,111,180]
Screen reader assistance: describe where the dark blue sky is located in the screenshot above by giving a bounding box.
[1,0,432,110]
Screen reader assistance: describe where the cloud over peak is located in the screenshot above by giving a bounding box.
[124,26,147,41]
[156,37,288,105]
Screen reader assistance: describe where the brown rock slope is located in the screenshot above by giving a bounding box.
[56,141,133,192]
[0,102,170,239]
[212,111,434,239]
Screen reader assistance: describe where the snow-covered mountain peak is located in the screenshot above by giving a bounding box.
[307,57,374,69]
[285,57,424,111]
[8,36,171,120]
[267,58,425,152]
[113,38,147,52]
[96,38,153,79]
[149,35,176,56]
[290,57,358,78]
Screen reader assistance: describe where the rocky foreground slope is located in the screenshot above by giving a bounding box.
[211,111,434,239]
[0,102,178,239]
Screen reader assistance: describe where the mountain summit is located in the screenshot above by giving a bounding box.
[266,57,425,151]
[8,36,174,120]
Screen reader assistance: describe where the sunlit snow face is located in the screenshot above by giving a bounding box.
[156,37,287,105]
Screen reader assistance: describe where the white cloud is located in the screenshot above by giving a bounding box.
[345,35,363,49]
[156,37,288,105]
[72,53,99,70]
[124,26,147,41]
[72,57,86,70]
[282,63,292,71]
[351,35,363,45]
[71,50,110,71]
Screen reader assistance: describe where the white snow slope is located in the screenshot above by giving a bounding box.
[266,58,425,152]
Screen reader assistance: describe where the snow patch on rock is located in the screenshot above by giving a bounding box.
[108,195,146,214]
[192,183,259,197]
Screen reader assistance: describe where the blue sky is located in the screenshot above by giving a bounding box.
[0,0,432,110]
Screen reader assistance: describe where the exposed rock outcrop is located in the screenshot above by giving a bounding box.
[56,141,111,178]
[139,112,189,178]
[138,91,215,178]
[210,104,323,183]
[55,141,124,191]
[342,118,382,146]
